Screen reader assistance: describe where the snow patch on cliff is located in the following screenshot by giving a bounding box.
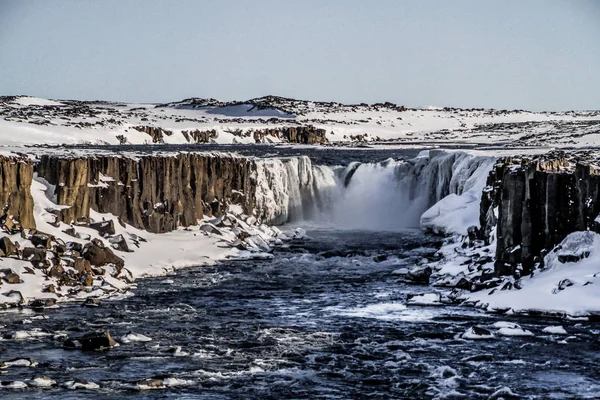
[466,231,600,315]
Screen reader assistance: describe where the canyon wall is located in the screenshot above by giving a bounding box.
[36,153,257,233]
[0,155,35,231]
[480,152,600,276]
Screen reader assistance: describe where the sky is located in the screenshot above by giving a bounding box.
[0,0,599,111]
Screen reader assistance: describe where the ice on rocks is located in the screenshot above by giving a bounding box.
[542,326,568,335]
[406,293,443,306]
[461,327,495,340]
[496,327,534,337]
[121,333,153,343]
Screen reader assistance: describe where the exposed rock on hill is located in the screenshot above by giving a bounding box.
[252,126,327,144]
[132,125,173,143]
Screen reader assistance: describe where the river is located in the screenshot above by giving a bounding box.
[1,227,599,399]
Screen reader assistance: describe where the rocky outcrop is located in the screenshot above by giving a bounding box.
[481,151,600,276]
[252,126,327,144]
[131,126,173,143]
[36,153,257,233]
[181,129,218,143]
[0,155,35,231]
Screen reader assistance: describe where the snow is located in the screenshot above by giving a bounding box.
[461,327,495,340]
[2,381,28,389]
[11,96,64,106]
[63,380,100,390]
[491,321,520,329]
[496,327,534,337]
[29,377,56,387]
[420,154,495,235]
[542,326,568,335]
[120,333,153,343]
[406,293,443,306]
[466,231,600,315]
[0,95,598,147]
[0,170,284,307]
[1,95,600,319]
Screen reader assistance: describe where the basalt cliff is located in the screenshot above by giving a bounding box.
[480,151,600,276]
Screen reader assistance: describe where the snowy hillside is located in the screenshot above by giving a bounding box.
[1,95,599,147]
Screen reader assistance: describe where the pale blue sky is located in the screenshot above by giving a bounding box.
[1,0,599,110]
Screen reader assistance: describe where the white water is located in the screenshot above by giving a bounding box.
[254,150,495,232]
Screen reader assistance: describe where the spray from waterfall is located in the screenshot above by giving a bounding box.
[253,151,495,231]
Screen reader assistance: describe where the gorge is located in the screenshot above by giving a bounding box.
[0,97,599,398]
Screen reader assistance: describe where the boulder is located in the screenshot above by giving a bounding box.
[3,272,21,284]
[88,220,115,237]
[64,331,117,351]
[82,242,124,270]
[66,241,83,253]
[108,234,130,252]
[43,284,56,293]
[73,258,92,274]
[405,266,433,284]
[82,274,94,286]
[62,227,77,237]
[53,243,66,256]
[30,233,52,249]
[199,224,222,235]
[22,247,46,263]
[83,298,101,307]
[30,298,57,310]
[48,265,65,278]
[454,277,472,290]
[0,236,18,257]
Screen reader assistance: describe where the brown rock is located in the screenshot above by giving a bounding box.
[88,220,115,237]
[22,247,46,262]
[82,274,94,286]
[0,236,18,257]
[48,265,65,278]
[64,331,117,351]
[82,242,124,270]
[43,284,56,293]
[0,156,35,231]
[30,233,52,249]
[73,258,92,274]
[4,272,21,284]
[108,234,129,252]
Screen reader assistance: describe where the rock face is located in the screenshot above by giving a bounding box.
[481,152,600,276]
[252,126,327,144]
[132,125,173,143]
[181,129,218,143]
[0,156,35,231]
[36,153,257,233]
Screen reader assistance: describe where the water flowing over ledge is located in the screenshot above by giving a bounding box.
[254,150,495,231]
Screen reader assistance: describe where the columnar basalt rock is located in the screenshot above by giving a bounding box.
[181,129,218,143]
[252,126,327,144]
[0,155,35,231]
[36,153,257,233]
[481,152,600,276]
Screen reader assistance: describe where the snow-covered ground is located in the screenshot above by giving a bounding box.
[0,175,288,307]
[0,95,598,147]
[2,95,600,318]
[416,158,600,318]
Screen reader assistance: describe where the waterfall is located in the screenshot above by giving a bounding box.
[253,151,495,232]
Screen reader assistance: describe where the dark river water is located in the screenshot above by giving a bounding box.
[1,229,600,399]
